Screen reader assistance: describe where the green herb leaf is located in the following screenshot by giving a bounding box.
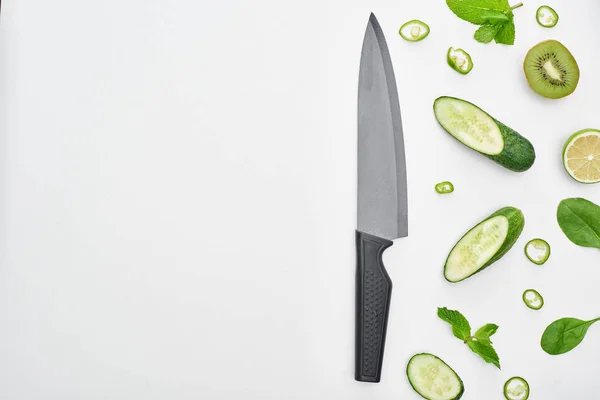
[474,323,499,345]
[474,24,501,43]
[438,307,471,340]
[446,0,520,45]
[446,0,511,25]
[467,340,501,368]
[557,198,600,249]
[480,10,510,23]
[494,15,515,45]
[541,317,600,355]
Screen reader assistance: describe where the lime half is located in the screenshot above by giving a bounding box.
[563,129,600,184]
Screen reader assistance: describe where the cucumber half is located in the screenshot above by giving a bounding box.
[445,207,525,283]
[433,97,535,172]
[407,353,464,400]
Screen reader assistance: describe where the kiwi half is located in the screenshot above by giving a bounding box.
[523,40,579,99]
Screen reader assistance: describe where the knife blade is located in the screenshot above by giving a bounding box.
[355,13,408,383]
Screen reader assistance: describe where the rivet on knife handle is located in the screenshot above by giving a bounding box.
[355,230,393,383]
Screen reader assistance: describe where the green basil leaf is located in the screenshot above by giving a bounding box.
[480,10,510,23]
[541,317,600,355]
[494,16,515,45]
[557,198,600,248]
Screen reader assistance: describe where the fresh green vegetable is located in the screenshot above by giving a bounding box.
[438,307,500,368]
[536,5,558,27]
[447,48,473,74]
[563,129,600,183]
[446,0,523,45]
[557,198,600,249]
[399,20,430,41]
[444,207,525,283]
[524,239,550,265]
[522,289,544,310]
[435,181,454,194]
[541,316,600,355]
[407,353,464,400]
[433,97,536,172]
[504,377,530,400]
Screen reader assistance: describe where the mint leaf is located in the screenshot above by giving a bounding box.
[494,15,515,44]
[474,24,501,43]
[474,324,499,344]
[480,10,510,23]
[437,307,471,341]
[467,340,501,369]
[446,0,511,25]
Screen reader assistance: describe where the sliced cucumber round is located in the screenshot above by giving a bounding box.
[407,353,464,400]
[504,376,529,400]
[445,207,525,283]
[433,97,535,172]
[523,289,544,310]
[524,238,550,265]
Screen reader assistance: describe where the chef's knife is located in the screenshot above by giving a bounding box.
[355,13,408,383]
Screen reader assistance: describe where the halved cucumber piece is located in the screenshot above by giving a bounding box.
[407,353,464,400]
[445,207,525,283]
[504,376,530,400]
[434,97,536,172]
[524,238,550,265]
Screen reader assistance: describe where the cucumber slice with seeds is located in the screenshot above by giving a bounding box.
[434,97,535,172]
[444,207,525,283]
[523,289,544,310]
[504,377,530,400]
[407,353,464,400]
[435,181,454,194]
[524,238,550,265]
[537,6,558,28]
[447,48,473,75]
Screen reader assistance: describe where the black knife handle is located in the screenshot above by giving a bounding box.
[355,230,393,383]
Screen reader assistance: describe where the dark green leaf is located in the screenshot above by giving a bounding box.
[467,340,501,368]
[557,198,600,249]
[494,16,515,45]
[474,323,499,344]
[541,317,600,355]
[446,0,511,25]
[438,307,471,341]
[474,24,501,43]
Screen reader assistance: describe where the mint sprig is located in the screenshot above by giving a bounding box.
[446,0,523,45]
[437,307,501,369]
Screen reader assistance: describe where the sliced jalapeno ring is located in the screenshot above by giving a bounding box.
[399,20,430,42]
[523,289,544,310]
[435,181,454,194]
[504,376,530,400]
[525,238,550,265]
[447,47,473,75]
[536,6,559,28]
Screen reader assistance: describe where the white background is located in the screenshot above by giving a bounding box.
[1,0,600,398]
